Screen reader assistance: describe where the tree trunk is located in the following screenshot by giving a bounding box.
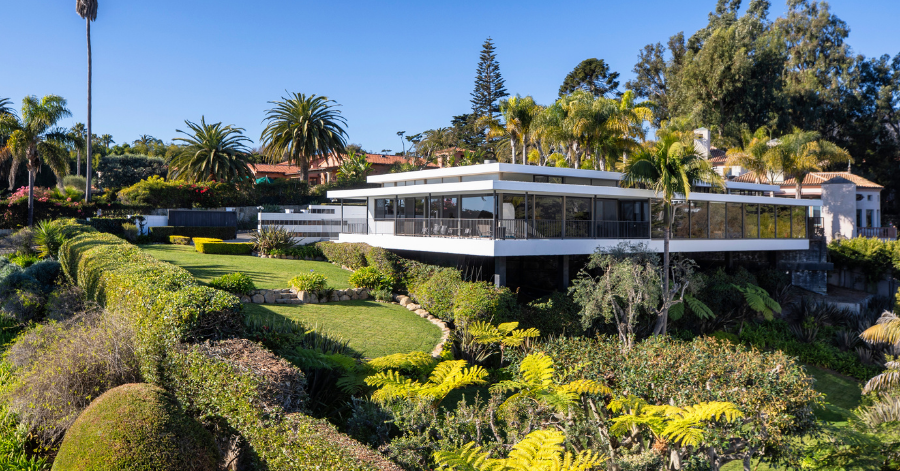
[76,148,81,176]
[84,18,93,203]
[27,168,34,227]
[654,204,671,335]
[522,139,527,165]
[510,140,516,166]
[795,181,802,199]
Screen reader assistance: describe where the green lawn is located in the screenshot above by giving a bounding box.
[140,244,351,289]
[245,301,442,358]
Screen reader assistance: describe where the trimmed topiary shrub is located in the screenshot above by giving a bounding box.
[289,272,328,294]
[208,272,256,295]
[169,235,191,245]
[53,383,219,471]
[451,281,518,325]
[150,226,236,242]
[191,237,223,253]
[349,266,394,290]
[197,242,254,255]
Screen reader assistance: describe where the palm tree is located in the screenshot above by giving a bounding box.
[773,129,852,199]
[479,95,539,165]
[0,98,17,189]
[724,126,774,184]
[620,132,723,335]
[168,117,254,183]
[0,96,72,226]
[98,133,114,150]
[0,98,14,117]
[260,93,348,183]
[76,0,98,202]
[68,123,86,176]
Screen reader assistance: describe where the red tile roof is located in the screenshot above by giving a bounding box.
[249,161,301,174]
[731,172,883,189]
[707,147,727,164]
[303,153,438,172]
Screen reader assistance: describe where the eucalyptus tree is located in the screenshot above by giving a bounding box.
[76,0,98,202]
[168,117,253,183]
[260,93,348,183]
[620,132,723,335]
[0,96,73,226]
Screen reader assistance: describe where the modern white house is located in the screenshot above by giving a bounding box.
[258,204,366,245]
[327,163,824,291]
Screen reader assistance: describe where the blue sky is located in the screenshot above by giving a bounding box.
[4,0,899,153]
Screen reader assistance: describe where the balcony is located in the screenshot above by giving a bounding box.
[341,218,651,240]
[858,226,897,241]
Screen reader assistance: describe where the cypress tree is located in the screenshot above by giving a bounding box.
[470,37,509,120]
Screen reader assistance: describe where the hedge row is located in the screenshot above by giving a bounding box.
[59,228,391,470]
[316,242,517,325]
[828,237,900,282]
[191,238,222,253]
[197,242,254,255]
[150,226,237,242]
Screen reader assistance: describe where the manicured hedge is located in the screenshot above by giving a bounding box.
[59,226,394,471]
[169,235,191,245]
[197,242,254,255]
[81,217,130,236]
[150,226,237,242]
[191,238,222,253]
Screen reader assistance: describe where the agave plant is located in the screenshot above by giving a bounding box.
[32,220,63,259]
[251,225,295,255]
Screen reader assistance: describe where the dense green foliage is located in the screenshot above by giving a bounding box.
[96,154,166,190]
[53,383,219,471]
[289,272,329,294]
[828,237,900,282]
[270,244,324,259]
[451,281,517,326]
[349,266,394,290]
[195,240,253,255]
[207,272,255,295]
[168,117,254,184]
[409,268,462,320]
[118,175,314,208]
[150,225,236,242]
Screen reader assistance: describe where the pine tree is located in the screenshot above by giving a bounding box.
[470,37,509,120]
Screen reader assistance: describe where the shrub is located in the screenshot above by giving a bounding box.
[349,266,394,290]
[82,217,129,236]
[4,311,141,445]
[316,241,369,270]
[828,237,899,282]
[409,268,462,320]
[0,290,44,323]
[519,291,583,337]
[252,225,295,255]
[289,272,328,294]
[96,153,167,190]
[7,253,39,268]
[208,272,256,295]
[62,174,87,190]
[121,223,139,242]
[371,287,392,302]
[197,242,254,255]
[169,235,191,245]
[150,226,236,242]
[0,227,34,255]
[45,284,88,322]
[191,237,223,253]
[33,219,63,259]
[53,383,219,471]
[451,281,518,325]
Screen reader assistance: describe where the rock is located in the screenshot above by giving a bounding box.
[298,291,310,303]
[415,309,429,316]
[310,293,318,304]
[240,295,251,303]
[276,298,288,304]
[292,299,303,304]
[399,297,410,307]
[359,291,369,300]
[340,295,351,301]
[263,291,276,304]
[350,292,359,300]
[251,294,264,303]
[406,303,420,311]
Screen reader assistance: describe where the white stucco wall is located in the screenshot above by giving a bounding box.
[821,182,857,242]
[856,188,881,227]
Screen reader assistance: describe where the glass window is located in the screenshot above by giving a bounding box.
[534,196,562,220]
[442,177,459,183]
[374,198,395,219]
[672,201,690,239]
[620,200,649,222]
[461,174,496,182]
[651,199,666,238]
[501,194,527,219]
[592,179,617,187]
[866,210,874,227]
[565,177,591,186]
[566,197,592,220]
[383,182,395,187]
[690,201,709,239]
[596,199,617,221]
[500,173,533,182]
[709,202,726,239]
[441,196,458,218]
[792,206,807,238]
[743,204,758,239]
[857,209,862,228]
[426,179,442,184]
[533,175,563,184]
[397,198,406,218]
[777,206,792,238]
[429,197,441,218]
[461,195,495,219]
[760,205,776,238]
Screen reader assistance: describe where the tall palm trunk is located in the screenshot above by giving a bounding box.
[76,147,81,176]
[521,139,527,165]
[510,139,516,165]
[27,168,34,227]
[795,181,803,199]
[84,18,93,202]
[654,204,671,335]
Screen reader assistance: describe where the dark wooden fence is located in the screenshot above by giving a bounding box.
[167,210,237,227]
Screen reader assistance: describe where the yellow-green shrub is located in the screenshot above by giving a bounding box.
[169,235,191,245]
[192,238,222,253]
[197,242,254,255]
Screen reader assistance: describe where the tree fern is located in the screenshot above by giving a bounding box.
[863,360,900,394]
[434,429,605,471]
[608,396,743,448]
[491,353,609,412]
[469,321,540,347]
[860,312,900,345]
[368,351,438,375]
[731,283,781,320]
[365,360,487,407]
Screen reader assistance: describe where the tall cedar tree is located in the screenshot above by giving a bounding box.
[470,38,509,120]
[559,58,621,98]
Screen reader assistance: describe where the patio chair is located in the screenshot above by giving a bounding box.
[440,225,448,235]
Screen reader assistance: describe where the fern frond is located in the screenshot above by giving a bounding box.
[518,352,555,388]
[668,301,685,321]
[502,327,541,347]
[861,316,900,345]
[685,294,715,320]
[337,370,370,395]
[557,379,610,396]
[863,362,900,394]
[368,351,438,373]
[434,441,490,471]
[496,322,520,334]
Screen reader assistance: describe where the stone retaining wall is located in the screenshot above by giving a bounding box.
[393,293,451,358]
[241,287,370,305]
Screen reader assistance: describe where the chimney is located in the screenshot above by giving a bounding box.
[693,128,711,158]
